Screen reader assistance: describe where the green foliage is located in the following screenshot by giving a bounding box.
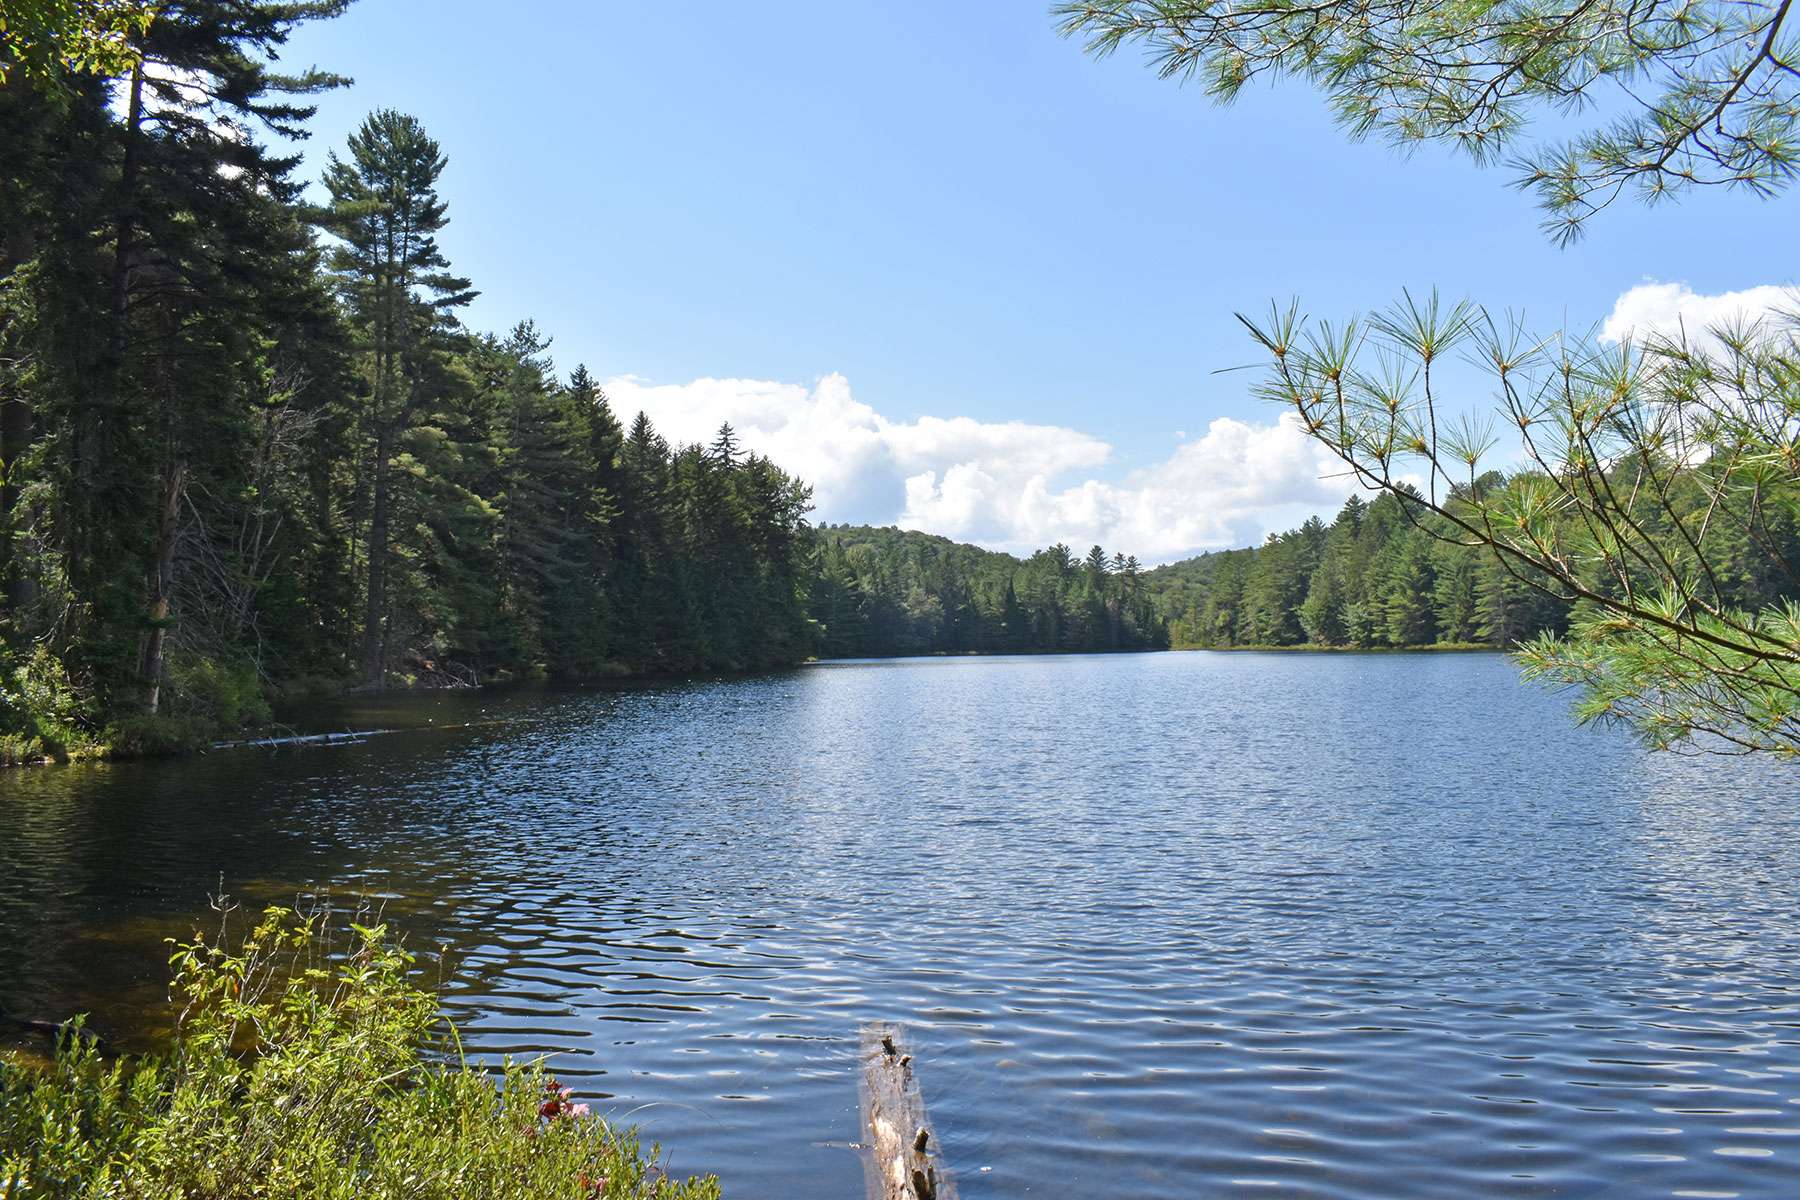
[1056,0,1800,241]
[0,906,719,1200]
[0,2,826,752]
[99,713,212,759]
[811,526,1168,655]
[1147,490,1577,649]
[0,644,88,762]
[1241,292,1800,752]
[164,656,271,729]
[1519,598,1800,753]
[0,0,152,87]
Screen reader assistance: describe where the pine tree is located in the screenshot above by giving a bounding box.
[709,422,740,465]
[2,0,348,720]
[323,109,474,686]
[485,321,586,668]
[1384,537,1438,646]
[555,364,623,671]
[1431,545,1480,644]
[1299,561,1347,644]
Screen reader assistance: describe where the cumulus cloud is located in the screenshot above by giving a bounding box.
[594,282,1800,560]
[1601,281,1796,346]
[601,373,1349,562]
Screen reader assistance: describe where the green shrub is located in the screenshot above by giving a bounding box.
[0,907,719,1200]
[164,655,272,731]
[100,713,216,759]
[97,655,274,758]
[0,644,93,762]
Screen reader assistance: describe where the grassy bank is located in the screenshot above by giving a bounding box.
[0,906,717,1199]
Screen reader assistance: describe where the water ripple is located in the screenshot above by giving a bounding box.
[3,652,1799,1197]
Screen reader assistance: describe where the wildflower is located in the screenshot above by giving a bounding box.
[539,1078,584,1119]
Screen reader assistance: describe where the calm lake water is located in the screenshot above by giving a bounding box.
[3,652,1799,1198]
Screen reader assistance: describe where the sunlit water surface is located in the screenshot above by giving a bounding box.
[3,652,1798,1198]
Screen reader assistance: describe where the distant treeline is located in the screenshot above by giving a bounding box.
[14,4,1789,762]
[809,526,1168,657]
[1142,490,1568,649]
[1143,474,1800,650]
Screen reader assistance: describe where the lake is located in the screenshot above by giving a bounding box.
[3,651,1798,1198]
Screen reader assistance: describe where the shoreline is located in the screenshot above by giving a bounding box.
[4,644,1512,769]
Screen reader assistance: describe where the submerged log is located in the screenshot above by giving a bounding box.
[860,1022,957,1200]
[212,718,517,753]
[0,1000,112,1056]
[210,730,392,751]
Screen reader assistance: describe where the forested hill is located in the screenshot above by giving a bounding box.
[0,0,1171,767]
[1142,491,1571,650]
[0,9,820,761]
[809,526,1168,657]
[11,1,1773,765]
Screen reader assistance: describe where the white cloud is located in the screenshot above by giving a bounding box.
[592,283,1800,561]
[1601,281,1796,347]
[601,372,1350,562]
[1084,412,1353,559]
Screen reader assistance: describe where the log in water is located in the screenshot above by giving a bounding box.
[860,1022,957,1200]
[210,718,517,752]
[211,730,392,750]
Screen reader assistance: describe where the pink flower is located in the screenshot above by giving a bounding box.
[571,1103,591,1117]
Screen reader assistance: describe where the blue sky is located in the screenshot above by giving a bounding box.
[279,1,1795,560]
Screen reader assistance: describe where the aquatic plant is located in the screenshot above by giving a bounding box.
[0,905,718,1199]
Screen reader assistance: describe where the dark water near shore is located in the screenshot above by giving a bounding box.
[3,652,1799,1198]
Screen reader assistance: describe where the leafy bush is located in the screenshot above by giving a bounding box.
[0,645,95,764]
[164,655,271,730]
[99,713,216,760]
[0,907,719,1200]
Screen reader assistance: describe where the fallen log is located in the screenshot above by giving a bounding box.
[860,1022,957,1200]
[211,730,393,751]
[211,718,517,753]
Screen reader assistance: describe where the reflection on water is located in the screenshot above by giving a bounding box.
[2,652,1798,1198]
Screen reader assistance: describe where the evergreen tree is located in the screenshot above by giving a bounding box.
[1384,538,1438,647]
[323,108,474,686]
[2,0,348,723]
[1431,545,1480,644]
[0,9,839,755]
[484,321,587,668]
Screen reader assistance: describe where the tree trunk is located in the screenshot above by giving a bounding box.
[110,61,144,331]
[0,223,33,613]
[140,458,185,714]
[0,386,30,613]
[361,427,391,687]
[88,59,144,511]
